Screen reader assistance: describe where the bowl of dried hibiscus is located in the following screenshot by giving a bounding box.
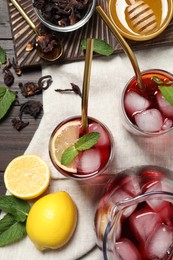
[32,0,96,33]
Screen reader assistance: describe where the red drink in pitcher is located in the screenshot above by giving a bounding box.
[95,166,173,259]
[122,69,173,135]
[49,116,114,180]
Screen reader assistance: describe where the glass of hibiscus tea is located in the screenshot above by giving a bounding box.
[49,115,114,180]
[95,165,173,259]
[122,69,173,136]
[49,39,114,180]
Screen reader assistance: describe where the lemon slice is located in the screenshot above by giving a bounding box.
[49,120,81,173]
[4,154,50,200]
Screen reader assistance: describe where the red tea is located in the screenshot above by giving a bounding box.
[49,116,113,180]
[123,70,173,134]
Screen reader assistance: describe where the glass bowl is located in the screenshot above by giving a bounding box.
[32,0,96,33]
[108,0,173,41]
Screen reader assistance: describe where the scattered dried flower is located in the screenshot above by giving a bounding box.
[19,101,43,119]
[19,75,52,97]
[55,82,82,97]
[70,83,82,97]
[19,82,41,97]
[3,68,14,87]
[38,75,52,90]
[12,118,29,131]
[12,58,22,76]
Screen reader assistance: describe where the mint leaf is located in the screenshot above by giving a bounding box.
[61,132,100,166]
[75,132,100,151]
[159,86,173,106]
[0,221,26,247]
[0,195,30,222]
[0,214,16,234]
[0,86,16,120]
[152,76,164,84]
[0,47,6,65]
[61,146,78,166]
[81,39,114,56]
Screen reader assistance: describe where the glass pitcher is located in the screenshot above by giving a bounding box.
[95,165,173,259]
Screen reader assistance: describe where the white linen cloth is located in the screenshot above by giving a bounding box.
[1,45,173,259]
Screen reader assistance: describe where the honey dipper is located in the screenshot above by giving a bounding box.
[126,0,157,34]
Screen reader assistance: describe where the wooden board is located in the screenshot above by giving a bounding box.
[8,0,173,68]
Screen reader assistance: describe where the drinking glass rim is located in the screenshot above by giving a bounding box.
[49,115,114,180]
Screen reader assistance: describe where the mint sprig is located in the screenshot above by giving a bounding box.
[61,132,100,166]
[152,76,164,85]
[81,39,114,56]
[159,86,173,106]
[0,195,30,246]
[152,76,173,106]
[0,86,16,120]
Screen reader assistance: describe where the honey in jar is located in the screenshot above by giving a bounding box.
[108,0,173,41]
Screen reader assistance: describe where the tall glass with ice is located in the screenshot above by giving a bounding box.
[122,69,173,136]
[49,116,114,180]
[95,166,173,259]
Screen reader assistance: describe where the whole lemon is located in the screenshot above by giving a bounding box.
[26,191,77,251]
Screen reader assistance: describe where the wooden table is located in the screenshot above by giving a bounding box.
[0,0,42,195]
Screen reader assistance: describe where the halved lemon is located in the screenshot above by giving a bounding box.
[49,120,81,173]
[4,154,50,200]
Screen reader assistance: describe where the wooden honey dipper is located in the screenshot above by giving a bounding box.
[126,0,158,34]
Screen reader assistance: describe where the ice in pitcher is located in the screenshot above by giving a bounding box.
[124,70,173,133]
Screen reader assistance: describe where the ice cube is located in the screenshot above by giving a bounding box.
[160,203,173,227]
[111,189,137,218]
[134,108,163,132]
[77,148,101,173]
[124,90,150,116]
[130,207,162,243]
[145,223,173,259]
[142,180,162,193]
[142,180,169,211]
[120,176,141,196]
[115,238,142,260]
[162,118,173,130]
[157,91,173,117]
[88,123,109,147]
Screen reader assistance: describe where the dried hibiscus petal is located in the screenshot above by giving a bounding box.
[19,75,52,97]
[19,101,43,119]
[38,75,52,90]
[3,68,14,87]
[12,58,22,76]
[55,82,81,97]
[12,118,29,131]
[19,82,42,97]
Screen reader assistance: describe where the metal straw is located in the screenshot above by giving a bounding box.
[81,38,94,132]
[10,0,39,34]
[96,5,143,90]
